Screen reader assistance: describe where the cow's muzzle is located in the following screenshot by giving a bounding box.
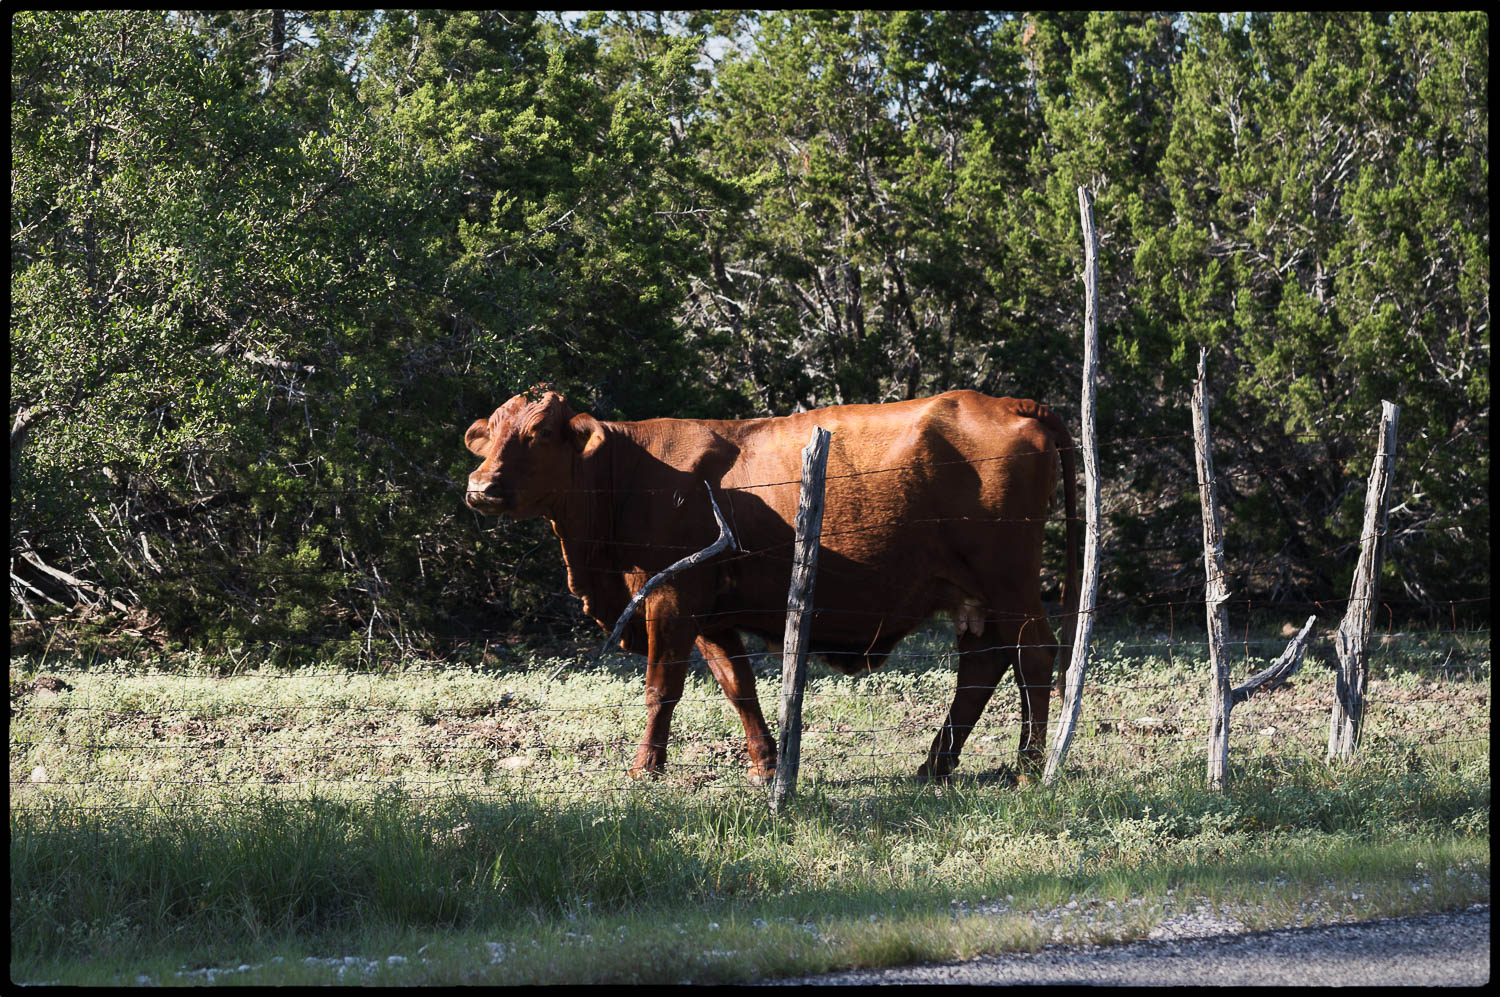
[465,485,511,514]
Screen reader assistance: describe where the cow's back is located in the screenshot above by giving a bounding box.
[723,390,1057,523]
[713,391,1064,639]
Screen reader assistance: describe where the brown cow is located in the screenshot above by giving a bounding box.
[464,386,1078,783]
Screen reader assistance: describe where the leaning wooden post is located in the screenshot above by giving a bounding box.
[1043,185,1103,787]
[771,426,831,812]
[1192,348,1234,790]
[1329,401,1399,761]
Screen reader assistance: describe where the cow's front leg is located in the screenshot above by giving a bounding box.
[697,631,776,784]
[629,596,694,779]
[630,658,687,777]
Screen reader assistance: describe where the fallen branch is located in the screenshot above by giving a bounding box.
[16,550,131,614]
[11,567,63,618]
[544,482,737,686]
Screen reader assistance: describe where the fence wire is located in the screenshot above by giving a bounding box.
[9,416,1492,814]
[10,622,1490,816]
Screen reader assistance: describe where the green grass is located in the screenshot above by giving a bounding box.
[9,624,1490,984]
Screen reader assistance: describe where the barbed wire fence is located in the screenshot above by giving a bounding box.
[10,388,1491,817]
[9,186,1491,815]
[8,616,1490,816]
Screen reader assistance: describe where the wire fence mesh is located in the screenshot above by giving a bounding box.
[10,617,1490,816]
[9,416,1492,816]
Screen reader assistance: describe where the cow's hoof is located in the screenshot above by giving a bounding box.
[627,764,664,780]
[747,767,776,786]
[916,761,955,783]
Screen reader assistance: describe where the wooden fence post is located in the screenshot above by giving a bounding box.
[1193,348,1234,789]
[771,426,831,812]
[1329,401,1399,761]
[1043,185,1102,787]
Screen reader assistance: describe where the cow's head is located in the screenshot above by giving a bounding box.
[464,384,605,519]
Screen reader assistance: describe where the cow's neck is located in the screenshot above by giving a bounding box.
[547,430,632,626]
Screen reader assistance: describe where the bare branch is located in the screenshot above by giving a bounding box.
[1232,615,1316,705]
[244,352,317,376]
[10,403,61,453]
[601,481,738,655]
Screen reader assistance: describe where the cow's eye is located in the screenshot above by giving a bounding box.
[532,426,552,441]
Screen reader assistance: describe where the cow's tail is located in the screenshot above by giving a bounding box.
[1039,406,1080,674]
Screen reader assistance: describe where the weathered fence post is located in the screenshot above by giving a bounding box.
[1043,185,1102,787]
[1329,401,1399,761]
[1192,348,1234,790]
[771,426,831,812]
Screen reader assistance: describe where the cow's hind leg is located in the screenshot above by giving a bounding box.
[1014,614,1058,781]
[697,631,776,784]
[919,629,1011,781]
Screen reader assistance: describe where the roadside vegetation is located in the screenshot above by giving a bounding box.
[11,624,1488,985]
[11,11,1487,985]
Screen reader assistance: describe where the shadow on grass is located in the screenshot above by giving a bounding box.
[11,748,1488,970]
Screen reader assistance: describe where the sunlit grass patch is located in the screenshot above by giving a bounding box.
[9,624,1490,983]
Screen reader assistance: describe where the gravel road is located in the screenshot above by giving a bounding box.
[759,904,1489,986]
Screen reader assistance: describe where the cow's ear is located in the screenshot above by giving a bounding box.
[465,419,491,456]
[570,413,605,458]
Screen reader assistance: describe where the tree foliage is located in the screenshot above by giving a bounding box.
[10,11,1489,651]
